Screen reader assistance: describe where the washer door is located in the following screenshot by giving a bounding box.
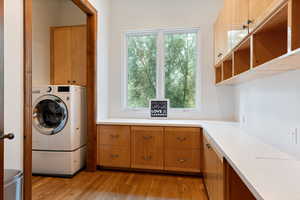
[33,95,68,135]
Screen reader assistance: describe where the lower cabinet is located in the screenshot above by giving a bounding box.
[203,132,257,200]
[97,125,202,173]
[164,127,201,172]
[203,134,224,200]
[97,125,131,168]
[131,126,164,170]
[224,161,256,200]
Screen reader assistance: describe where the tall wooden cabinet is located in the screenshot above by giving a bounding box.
[51,25,87,86]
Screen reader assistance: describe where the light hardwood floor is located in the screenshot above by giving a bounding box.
[32,170,208,200]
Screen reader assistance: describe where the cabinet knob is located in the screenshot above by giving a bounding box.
[143,135,153,140]
[110,154,119,159]
[72,80,76,84]
[177,159,187,163]
[206,143,211,149]
[67,80,71,84]
[176,137,187,142]
[142,156,152,161]
[242,24,248,30]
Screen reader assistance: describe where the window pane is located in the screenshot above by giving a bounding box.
[164,32,197,108]
[127,34,157,108]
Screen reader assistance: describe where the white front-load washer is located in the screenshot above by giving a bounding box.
[32,85,86,177]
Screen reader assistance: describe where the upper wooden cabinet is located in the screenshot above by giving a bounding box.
[214,0,287,65]
[231,0,249,48]
[214,0,233,64]
[51,25,87,86]
[249,0,287,31]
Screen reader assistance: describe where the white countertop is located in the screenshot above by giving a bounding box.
[98,119,300,200]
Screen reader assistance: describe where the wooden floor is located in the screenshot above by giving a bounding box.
[32,170,208,200]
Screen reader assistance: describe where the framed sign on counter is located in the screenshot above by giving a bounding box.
[149,99,169,119]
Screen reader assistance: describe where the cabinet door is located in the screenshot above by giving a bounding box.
[203,135,224,200]
[51,27,72,85]
[214,14,224,64]
[225,161,256,200]
[249,0,287,31]
[214,0,234,64]
[231,0,249,48]
[131,126,164,170]
[71,26,87,86]
[203,136,213,199]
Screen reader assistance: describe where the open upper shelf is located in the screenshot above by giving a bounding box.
[217,48,300,85]
[215,1,300,86]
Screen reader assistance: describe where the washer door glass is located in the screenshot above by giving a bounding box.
[33,95,68,135]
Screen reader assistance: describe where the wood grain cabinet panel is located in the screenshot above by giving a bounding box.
[131,126,164,170]
[51,27,72,85]
[165,127,201,149]
[249,0,287,31]
[99,125,130,146]
[224,160,256,200]
[231,0,249,48]
[99,146,130,168]
[203,134,224,200]
[51,25,87,86]
[71,26,87,86]
[165,149,200,172]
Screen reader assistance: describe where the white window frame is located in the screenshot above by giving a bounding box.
[123,28,201,112]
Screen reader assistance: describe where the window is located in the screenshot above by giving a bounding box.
[125,29,199,110]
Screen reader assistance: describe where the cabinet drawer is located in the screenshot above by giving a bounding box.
[99,145,130,168]
[98,125,130,146]
[165,149,201,172]
[165,127,201,149]
[132,149,164,170]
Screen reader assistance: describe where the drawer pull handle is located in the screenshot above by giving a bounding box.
[110,134,120,138]
[143,136,153,140]
[206,143,211,149]
[176,137,187,142]
[177,159,187,163]
[110,154,119,159]
[142,156,152,161]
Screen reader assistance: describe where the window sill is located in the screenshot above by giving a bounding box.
[122,108,201,113]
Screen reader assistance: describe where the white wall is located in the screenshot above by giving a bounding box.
[32,0,86,86]
[4,0,23,169]
[88,0,110,120]
[107,0,234,120]
[235,70,300,159]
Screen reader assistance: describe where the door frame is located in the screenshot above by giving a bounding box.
[0,0,4,198]
[23,0,98,199]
